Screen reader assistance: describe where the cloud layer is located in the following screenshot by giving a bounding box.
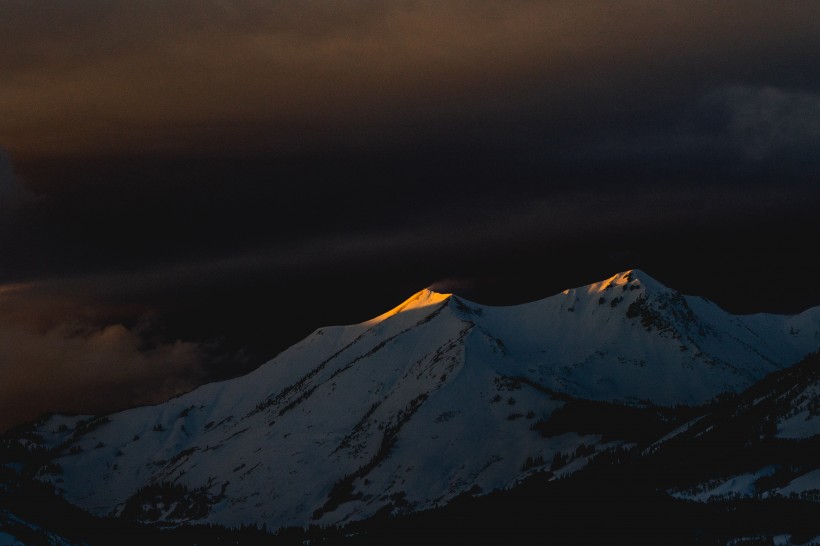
[0,282,205,432]
[3,1,820,158]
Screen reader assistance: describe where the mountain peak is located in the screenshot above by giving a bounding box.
[365,288,452,325]
[582,269,667,295]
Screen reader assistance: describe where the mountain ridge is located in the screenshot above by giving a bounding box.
[4,269,820,533]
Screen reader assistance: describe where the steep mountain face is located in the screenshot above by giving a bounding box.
[8,270,820,532]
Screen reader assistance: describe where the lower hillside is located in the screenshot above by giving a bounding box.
[2,352,819,544]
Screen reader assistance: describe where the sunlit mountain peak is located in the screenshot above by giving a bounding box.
[364,288,452,325]
[582,269,664,295]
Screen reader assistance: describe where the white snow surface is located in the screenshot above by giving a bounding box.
[778,469,820,498]
[777,380,820,439]
[0,510,78,546]
[670,466,779,502]
[670,466,820,504]
[26,270,820,530]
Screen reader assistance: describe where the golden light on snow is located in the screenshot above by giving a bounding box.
[365,289,452,325]
[586,270,636,294]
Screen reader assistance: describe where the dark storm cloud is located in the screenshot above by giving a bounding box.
[6,173,812,308]
[3,1,820,158]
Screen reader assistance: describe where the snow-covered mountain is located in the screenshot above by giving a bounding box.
[11,270,820,531]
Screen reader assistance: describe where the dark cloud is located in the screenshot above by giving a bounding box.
[0,149,35,217]
[0,283,205,432]
[708,85,820,162]
[3,1,820,158]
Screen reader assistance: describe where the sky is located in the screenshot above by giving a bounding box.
[2,1,820,431]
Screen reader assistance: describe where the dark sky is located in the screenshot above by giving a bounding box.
[2,1,820,431]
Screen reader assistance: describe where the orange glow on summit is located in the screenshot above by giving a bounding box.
[364,289,452,325]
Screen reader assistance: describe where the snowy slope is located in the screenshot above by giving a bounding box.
[472,270,820,405]
[661,350,820,504]
[17,270,820,531]
[0,510,80,546]
[25,289,583,529]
